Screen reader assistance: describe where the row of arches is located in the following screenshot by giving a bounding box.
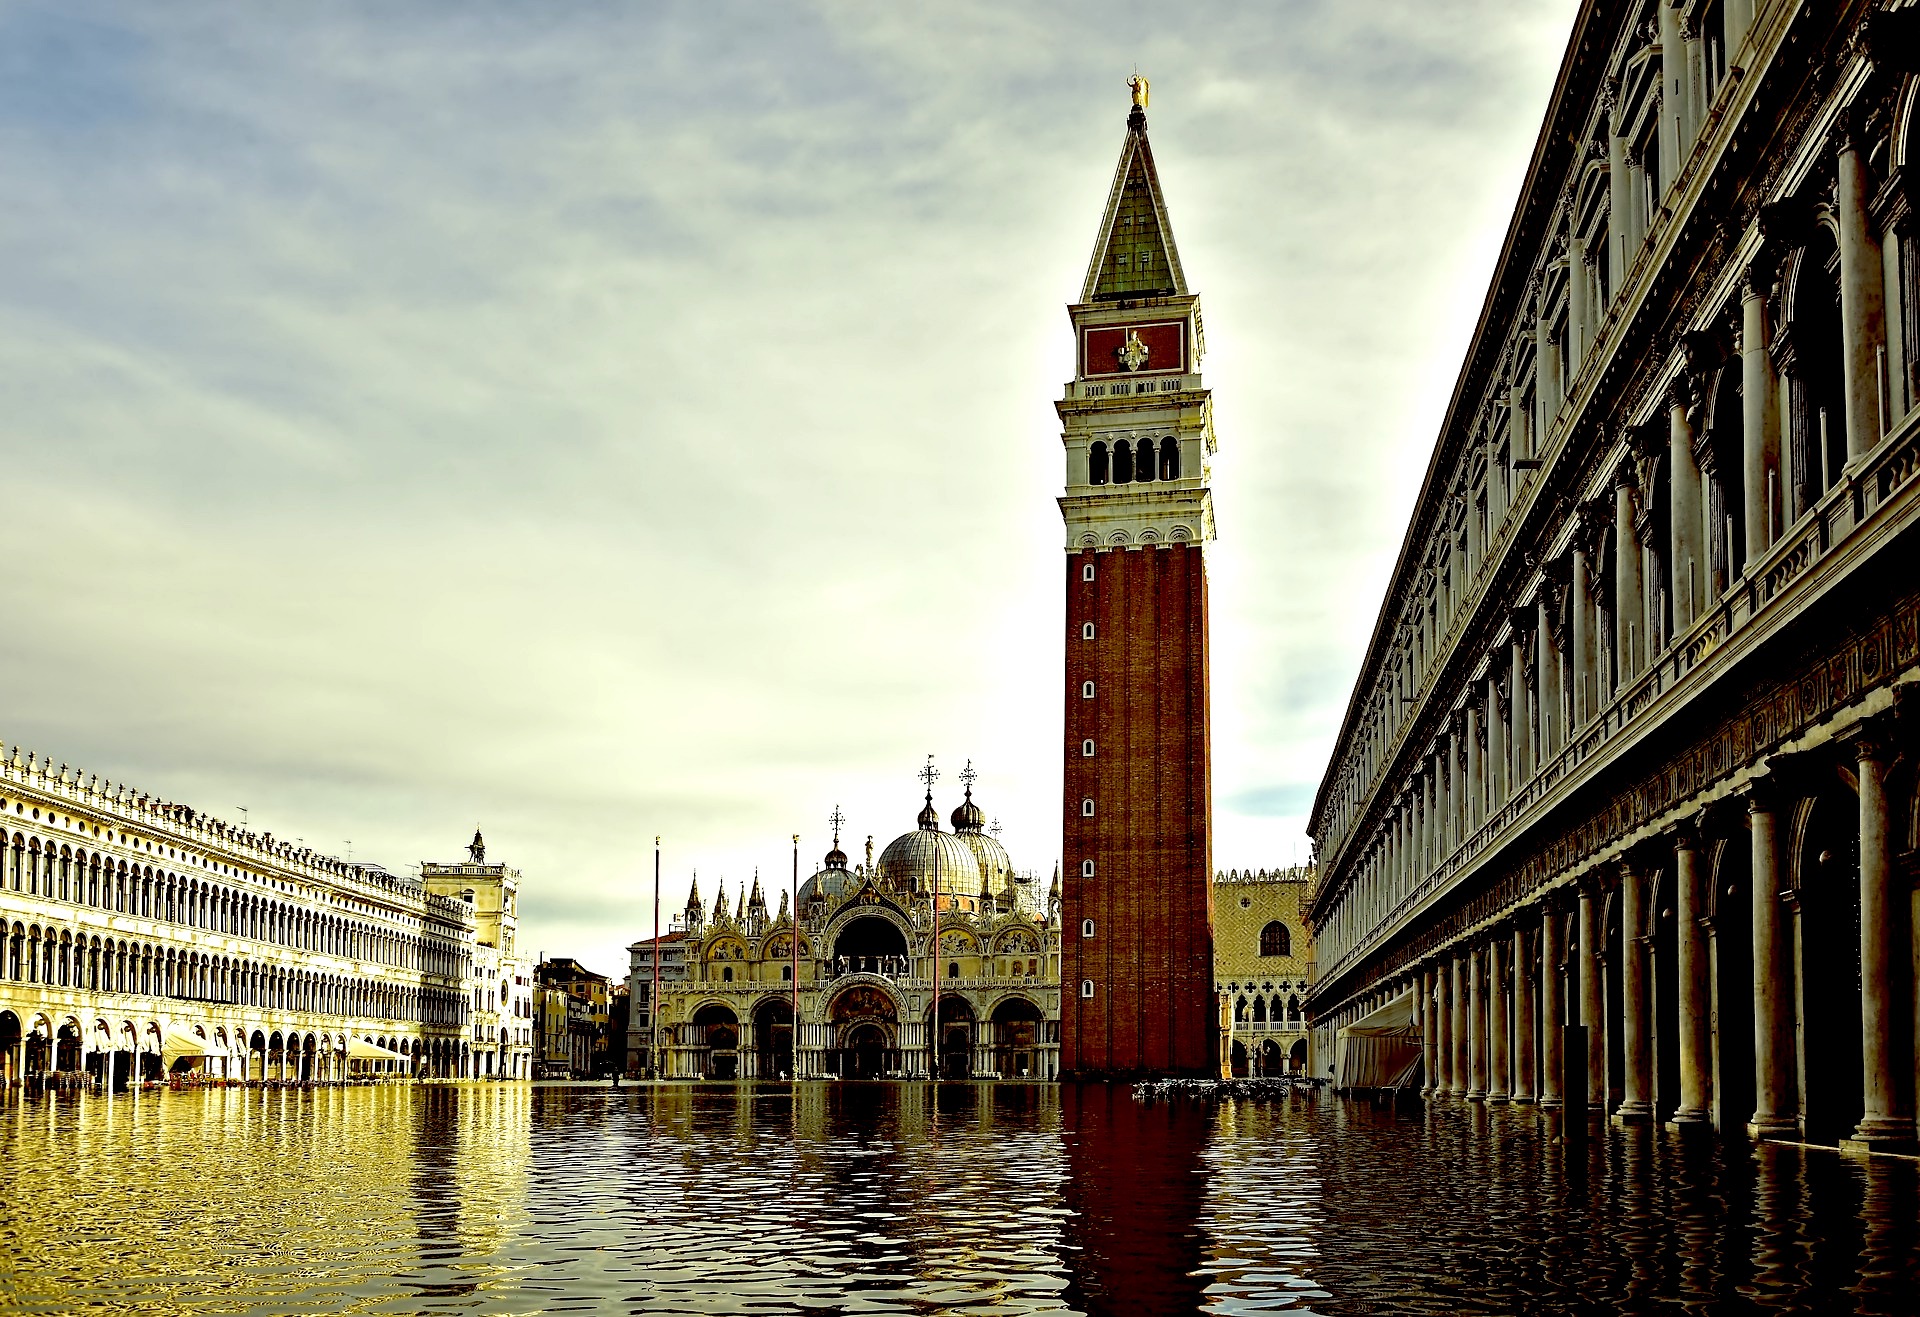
[2,828,460,977]
[1087,436,1179,486]
[1,923,462,1025]
[0,1010,487,1087]
[671,986,1051,1082]
[1234,994,1303,1026]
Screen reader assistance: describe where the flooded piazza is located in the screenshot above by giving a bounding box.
[0,1084,1914,1315]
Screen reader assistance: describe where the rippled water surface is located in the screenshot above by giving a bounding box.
[2,1083,1916,1314]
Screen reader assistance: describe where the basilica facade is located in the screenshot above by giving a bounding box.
[636,774,1063,1081]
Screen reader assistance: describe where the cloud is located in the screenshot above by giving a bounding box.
[0,0,1578,977]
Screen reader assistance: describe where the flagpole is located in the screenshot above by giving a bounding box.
[791,833,800,1082]
[652,836,661,1081]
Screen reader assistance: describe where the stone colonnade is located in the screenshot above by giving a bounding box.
[1407,715,1915,1152]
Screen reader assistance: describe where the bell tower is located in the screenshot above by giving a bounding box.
[1058,81,1216,1079]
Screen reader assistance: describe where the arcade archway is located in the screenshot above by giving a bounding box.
[828,984,898,1079]
[991,997,1043,1079]
[754,998,794,1079]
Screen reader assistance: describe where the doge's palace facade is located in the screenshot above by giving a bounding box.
[0,743,479,1087]
[1308,0,1920,1152]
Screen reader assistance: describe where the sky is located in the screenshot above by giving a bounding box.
[1,0,1578,980]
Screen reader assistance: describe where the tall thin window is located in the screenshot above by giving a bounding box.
[1080,979,1095,998]
[1080,859,1094,877]
[1113,439,1132,484]
[1081,919,1095,938]
[1089,441,1109,486]
[1081,681,1095,698]
[1081,799,1095,817]
[1082,622,1095,640]
[1160,436,1180,480]
[1081,739,1095,757]
[1083,563,1095,582]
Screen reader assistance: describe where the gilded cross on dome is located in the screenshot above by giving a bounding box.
[919,755,939,794]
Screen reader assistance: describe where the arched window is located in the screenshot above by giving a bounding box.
[1082,562,1095,582]
[1079,979,1095,998]
[1081,681,1095,699]
[1081,739,1095,757]
[1081,799,1095,817]
[1082,621,1095,640]
[1089,441,1109,485]
[721,965,733,982]
[1252,996,1266,1023]
[1235,996,1248,1022]
[1259,921,1291,957]
[1081,918,1095,938]
[1113,439,1132,484]
[1287,995,1302,1023]
[1133,437,1153,483]
[1160,436,1180,480]
[1080,859,1094,877]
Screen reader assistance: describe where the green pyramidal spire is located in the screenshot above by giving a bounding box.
[1081,93,1187,303]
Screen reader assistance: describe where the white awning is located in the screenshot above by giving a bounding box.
[160,1025,212,1059]
[1334,991,1423,1090]
[345,1036,411,1061]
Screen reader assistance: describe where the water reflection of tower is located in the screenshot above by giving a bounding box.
[1060,1085,1210,1316]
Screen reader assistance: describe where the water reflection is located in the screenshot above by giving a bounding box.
[0,1085,1915,1314]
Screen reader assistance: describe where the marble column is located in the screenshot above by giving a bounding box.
[1836,124,1886,463]
[1513,921,1536,1103]
[1464,705,1483,833]
[1670,386,1706,633]
[1847,723,1917,1150]
[1487,674,1507,811]
[1579,880,1607,1110]
[1671,826,1712,1127]
[1748,787,1797,1138]
[1467,943,1487,1101]
[1540,903,1564,1109]
[1572,547,1595,727]
[1741,269,1781,564]
[1614,466,1644,680]
[1568,237,1590,375]
[1537,594,1563,759]
[1420,968,1437,1097]
[1615,860,1654,1124]
[1510,634,1532,787]
[1488,934,1510,1104]
[1451,951,1469,1098]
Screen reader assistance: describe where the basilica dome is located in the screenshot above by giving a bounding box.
[877,796,981,898]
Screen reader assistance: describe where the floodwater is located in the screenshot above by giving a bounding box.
[0,1084,1916,1315]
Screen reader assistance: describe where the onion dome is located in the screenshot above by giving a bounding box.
[824,840,848,870]
[916,792,940,830]
[950,788,986,834]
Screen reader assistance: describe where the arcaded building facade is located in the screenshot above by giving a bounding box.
[643,775,1062,1081]
[1,742,499,1086]
[1214,867,1314,1077]
[1058,81,1218,1079]
[1307,1,1920,1151]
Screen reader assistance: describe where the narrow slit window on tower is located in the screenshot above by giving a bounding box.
[1083,563,1095,582]
[1081,798,1095,817]
[1081,918,1095,938]
[1081,739,1095,757]
[1080,979,1095,998]
[1080,859,1094,877]
[1081,681,1095,699]
[1082,621,1095,640]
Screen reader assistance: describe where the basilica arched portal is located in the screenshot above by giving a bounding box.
[828,984,898,1080]
[831,915,909,981]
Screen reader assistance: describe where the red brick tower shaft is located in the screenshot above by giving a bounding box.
[1057,87,1216,1079]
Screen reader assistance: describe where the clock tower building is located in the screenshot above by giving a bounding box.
[1058,85,1217,1079]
